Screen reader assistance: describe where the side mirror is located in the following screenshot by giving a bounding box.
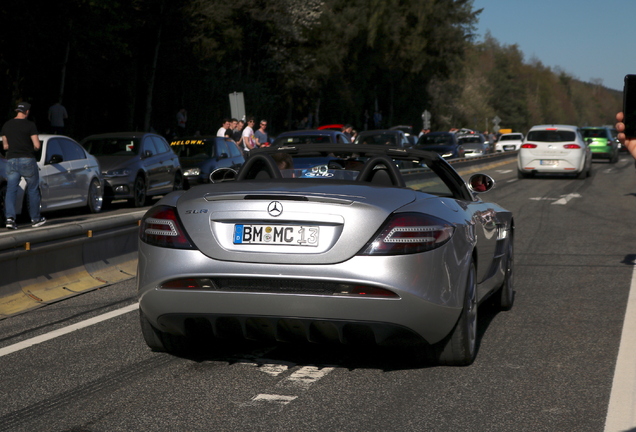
[468,173,495,193]
[218,152,229,160]
[48,154,64,164]
[143,150,153,158]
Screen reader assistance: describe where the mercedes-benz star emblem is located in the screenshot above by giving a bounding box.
[267,201,283,217]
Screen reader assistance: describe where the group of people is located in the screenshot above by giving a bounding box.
[216,117,269,157]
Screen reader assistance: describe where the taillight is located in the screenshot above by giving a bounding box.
[359,213,454,256]
[521,144,537,148]
[563,144,581,149]
[140,205,196,249]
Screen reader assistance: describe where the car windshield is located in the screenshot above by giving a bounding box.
[581,129,608,139]
[170,138,215,158]
[526,130,576,142]
[458,136,482,144]
[273,135,332,146]
[500,134,522,141]
[354,134,398,146]
[83,137,140,156]
[418,134,453,145]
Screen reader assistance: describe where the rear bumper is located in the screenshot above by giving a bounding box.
[137,244,469,345]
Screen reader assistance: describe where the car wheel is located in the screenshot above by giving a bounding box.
[611,151,619,164]
[173,171,183,191]
[517,170,531,179]
[86,178,103,213]
[495,240,514,310]
[577,167,587,180]
[129,176,147,207]
[437,260,477,366]
[139,309,192,354]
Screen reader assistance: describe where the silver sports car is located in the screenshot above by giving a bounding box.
[137,144,514,366]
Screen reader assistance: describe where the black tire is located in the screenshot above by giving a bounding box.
[173,172,183,191]
[139,309,167,352]
[495,240,514,310]
[139,309,192,354]
[437,261,478,366]
[577,168,587,179]
[610,151,619,164]
[517,170,532,179]
[128,176,147,207]
[86,178,103,213]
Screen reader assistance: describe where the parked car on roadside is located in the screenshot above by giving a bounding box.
[169,136,244,189]
[81,132,182,207]
[271,129,351,147]
[495,133,524,152]
[414,132,465,159]
[353,129,411,148]
[1,134,104,221]
[581,126,619,163]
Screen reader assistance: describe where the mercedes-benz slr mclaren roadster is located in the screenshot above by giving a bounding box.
[137,144,514,366]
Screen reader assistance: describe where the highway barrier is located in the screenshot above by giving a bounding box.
[0,151,518,319]
[0,211,145,319]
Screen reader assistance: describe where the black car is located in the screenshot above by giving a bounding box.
[169,136,244,188]
[81,132,182,207]
[353,129,411,148]
[271,129,351,146]
[415,132,465,159]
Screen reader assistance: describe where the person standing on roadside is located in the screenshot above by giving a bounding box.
[241,117,258,156]
[2,102,46,229]
[48,101,68,134]
[254,119,269,146]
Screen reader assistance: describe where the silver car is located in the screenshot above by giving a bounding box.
[1,134,104,217]
[137,144,515,366]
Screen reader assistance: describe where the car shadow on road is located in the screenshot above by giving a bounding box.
[167,298,510,372]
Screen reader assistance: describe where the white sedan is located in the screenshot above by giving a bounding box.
[495,132,524,152]
[517,125,592,179]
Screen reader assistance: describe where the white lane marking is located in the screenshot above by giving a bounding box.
[240,362,289,376]
[281,366,335,389]
[552,193,581,205]
[529,193,581,205]
[250,394,297,405]
[496,169,513,174]
[0,303,139,358]
[604,264,636,431]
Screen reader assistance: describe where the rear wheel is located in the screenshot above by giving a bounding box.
[437,261,478,366]
[517,170,532,179]
[495,240,514,310]
[139,310,193,354]
[86,178,103,213]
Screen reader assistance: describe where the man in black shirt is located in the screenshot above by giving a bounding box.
[2,102,46,229]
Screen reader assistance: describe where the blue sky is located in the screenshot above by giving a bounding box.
[472,0,636,91]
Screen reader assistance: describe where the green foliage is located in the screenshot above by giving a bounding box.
[0,0,621,138]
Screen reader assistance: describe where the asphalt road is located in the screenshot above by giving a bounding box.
[1,155,635,431]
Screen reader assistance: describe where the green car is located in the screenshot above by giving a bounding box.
[581,126,619,163]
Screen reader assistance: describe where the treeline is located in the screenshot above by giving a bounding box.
[0,0,620,140]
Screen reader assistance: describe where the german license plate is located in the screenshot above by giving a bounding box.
[234,224,319,246]
[503,145,515,151]
[540,160,558,166]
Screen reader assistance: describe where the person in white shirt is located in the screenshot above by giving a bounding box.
[217,118,231,137]
[241,117,258,155]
